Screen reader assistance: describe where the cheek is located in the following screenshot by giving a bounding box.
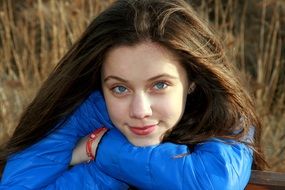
[105,98,127,124]
[154,89,186,123]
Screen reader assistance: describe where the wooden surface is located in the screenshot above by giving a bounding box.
[246,170,285,190]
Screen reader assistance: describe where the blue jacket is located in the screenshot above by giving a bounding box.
[0,91,253,189]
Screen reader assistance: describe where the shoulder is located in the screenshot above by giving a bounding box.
[184,139,253,189]
[195,138,253,157]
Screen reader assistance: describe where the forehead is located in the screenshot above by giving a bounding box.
[102,42,185,77]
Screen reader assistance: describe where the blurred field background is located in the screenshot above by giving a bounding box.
[0,0,284,172]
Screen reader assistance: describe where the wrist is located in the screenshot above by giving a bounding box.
[86,127,108,162]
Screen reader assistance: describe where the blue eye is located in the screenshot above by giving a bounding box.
[112,86,128,94]
[153,82,168,90]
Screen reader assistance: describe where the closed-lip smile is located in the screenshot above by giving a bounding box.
[129,125,156,136]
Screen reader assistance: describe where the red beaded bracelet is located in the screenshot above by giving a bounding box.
[86,127,107,162]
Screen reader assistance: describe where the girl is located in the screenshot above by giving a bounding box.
[0,0,266,189]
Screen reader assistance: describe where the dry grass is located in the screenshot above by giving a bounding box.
[0,0,284,171]
[0,0,114,144]
[193,0,285,171]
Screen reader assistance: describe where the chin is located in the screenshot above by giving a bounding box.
[128,138,160,147]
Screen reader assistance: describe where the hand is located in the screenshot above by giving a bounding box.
[70,128,108,165]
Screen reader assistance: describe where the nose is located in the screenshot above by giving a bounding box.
[129,92,152,119]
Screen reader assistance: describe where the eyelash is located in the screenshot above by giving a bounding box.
[110,81,170,96]
[152,81,169,91]
[111,85,128,95]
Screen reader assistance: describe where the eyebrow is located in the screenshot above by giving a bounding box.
[103,74,178,83]
[103,76,128,83]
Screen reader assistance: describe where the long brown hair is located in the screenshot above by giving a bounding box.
[0,0,266,170]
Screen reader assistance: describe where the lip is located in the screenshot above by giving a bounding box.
[129,125,156,136]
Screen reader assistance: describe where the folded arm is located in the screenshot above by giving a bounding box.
[96,129,253,190]
[0,91,126,189]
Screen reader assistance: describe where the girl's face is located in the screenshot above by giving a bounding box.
[101,42,189,146]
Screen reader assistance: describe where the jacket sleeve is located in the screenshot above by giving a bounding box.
[0,91,122,189]
[41,163,128,190]
[95,129,253,190]
[0,163,128,190]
